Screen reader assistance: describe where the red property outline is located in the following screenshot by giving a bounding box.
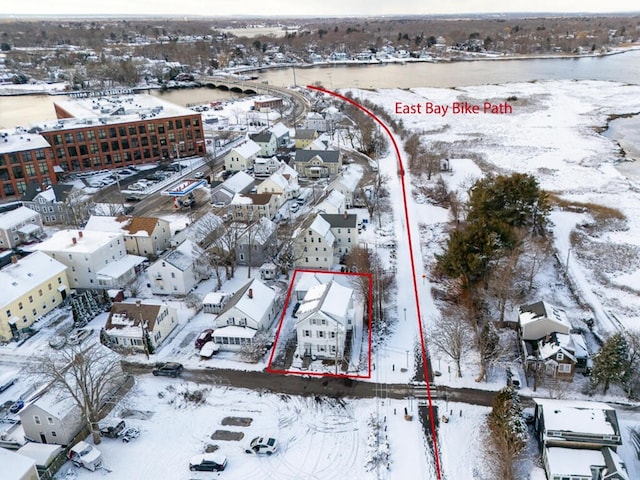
[305,85,443,479]
[266,268,373,379]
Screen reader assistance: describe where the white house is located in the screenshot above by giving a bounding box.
[33,230,145,289]
[249,131,277,157]
[293,271,334,301]
[210,171,255,206]
[0,445,40,480]
[84,215,171,258]
[104,302,178,352]
[257,170,299,206]
[230,193,280,222]
[294,214,335,270]
[253,156,282,177]
[519,301,571,341]
[147,240,206,295]
[316,190,346,214]
[224,139,261,172]
[212,278,279,349]
[303,111,329,132]
[20,391,83,446]
[202,292,229,314]
[295,280,354,360]
[329,168,362,208]
[0,206,44,249]
[171,212,223,249]
[544,446,629,480]
[293,149,342,178]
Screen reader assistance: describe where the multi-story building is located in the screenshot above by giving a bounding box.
[38,93,205,175]
[0,129,55,200]
[21,184,75,225]
[84,215,171,258]
[230,193,280,221]
[0,251,70,342]
[0,205,44,249]
[293,149,342,178]
[293,213,358,269]
[33,229,145,289]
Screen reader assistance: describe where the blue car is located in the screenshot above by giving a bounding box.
[9,399,24,414]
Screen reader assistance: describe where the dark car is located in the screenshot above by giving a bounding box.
[152,362,184,378]
[9,399,24,414]
[194,329,214,350]
[100,420,126,438]
[189,453,227,472]
[125,196,141,202]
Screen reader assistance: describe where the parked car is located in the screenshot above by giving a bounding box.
[99,420,126,439]
[290,203,299,213]
[152,362,184,378]
[121,426,140,443]
[67,329,91,346]
[199,341,220,359]
[68,441,103,471]
[244,436,278,455]
[194,329,214,350]
[48,335,67,350]
[189,453,227,472]
[212,201,226,209]
[125,196,141,202]
[9,399,24,414]
[194,171,204,179]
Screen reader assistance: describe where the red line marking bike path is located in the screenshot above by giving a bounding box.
[307,85,443,480]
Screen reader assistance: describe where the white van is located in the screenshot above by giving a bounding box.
[68,441,103,471]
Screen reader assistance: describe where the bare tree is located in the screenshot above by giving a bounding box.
[239,331,272,363]
[31,343,126,444]
[65,190,92,228]
[485,237,524,324]
[521,235,553,291]
[428,306,473,378]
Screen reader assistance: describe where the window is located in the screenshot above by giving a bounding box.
[557,363,572,374]
[556,352,564,361]
[47,417,54,425]
[18,302,23,310]
[303,330,311,337]
[317,331,325,338]
[34,415,41,425]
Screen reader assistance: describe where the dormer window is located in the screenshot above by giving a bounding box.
[556,352,564,361]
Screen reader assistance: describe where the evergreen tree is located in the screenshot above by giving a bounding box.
[591,332,629,394]
[487,386,527,479]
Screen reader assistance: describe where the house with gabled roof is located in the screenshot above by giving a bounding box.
[270,123,290,148]
[329,168,362,208]
[316,189,346,214]
[0,206,44,249]
[0,447,39,480]
[22,183,75,226]
[236,217,277,267]
[544,446,629,480]
[33,229,145,289]
[19,388,84,446]
[0,251,70,342]
[303,112,329,132]
[253,156,282,177]
[295,280,354,360]
[84,215,171,258]
[293,149,341,178]
[294,128,318,149]
[147,240,207,295]
[224,139,261,172]
[171,212,223,249]
[518,301,571,341]
[320,213,358,260]
[230,192,279,221]
[210,171,254,206]
[212,278,280,349]
[249,131,277,157]
[294,214,335,270]
[104,301,177,352]
[257,170,299,207]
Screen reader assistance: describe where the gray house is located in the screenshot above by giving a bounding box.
[236,218,277,267]
[293,149,342,178]
[20,392,84,446]
[22,184,75,226]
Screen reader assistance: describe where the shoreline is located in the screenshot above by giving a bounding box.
[1,45,639,98]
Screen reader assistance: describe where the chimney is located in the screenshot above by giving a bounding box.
[248,288,253,299]
[78,231,83,238]
[72,237,77,245]
[11,255,18,264]
[343,211,347,219]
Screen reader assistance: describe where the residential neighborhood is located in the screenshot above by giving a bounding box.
[0,6,640,480]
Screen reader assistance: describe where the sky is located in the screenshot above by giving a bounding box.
[1,0,638,17]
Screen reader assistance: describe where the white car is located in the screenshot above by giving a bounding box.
[194,171,204,179]
[67,329,91,346]
[68,441,102,471]
[244,436,277,455]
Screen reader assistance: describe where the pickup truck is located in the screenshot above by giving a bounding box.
[68,441,103,471]
[99,420,126,439]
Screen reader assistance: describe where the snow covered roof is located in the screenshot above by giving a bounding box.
[263,172,289,190]
[161,240,202,271]
[534,398,618,436]
[317,190,345,211]
[0,447,36,479]
[238,218,276,246]
[308,215,334,244]
[203,291,227,305]
[105,302,163,334]
[85,215,164,237]
[231,139,260,159]
[212,325,258,339]
[519,301,571,329]
[296,280,353,326]
[97,254,145,279]
[545,447,606,477]
[331,168,362,192]
[538,334,577,362]
[294,272,332,293]
[294,149,340,164]
[222,171,255,193]
[0,206,39,228]
[34,229,124,254]
[48,93,194,125]
[232,193,276,206]
[0,251,68,308]
[0,128,50,154]
[270,122,289,137]
[24,387,79,419]
[17,442,63,467]
[219,278,275,321]
[277,162,298,179]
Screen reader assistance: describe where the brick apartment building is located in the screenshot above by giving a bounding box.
[0,92,205,200]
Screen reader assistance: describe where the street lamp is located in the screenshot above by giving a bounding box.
[403,307,407,322]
